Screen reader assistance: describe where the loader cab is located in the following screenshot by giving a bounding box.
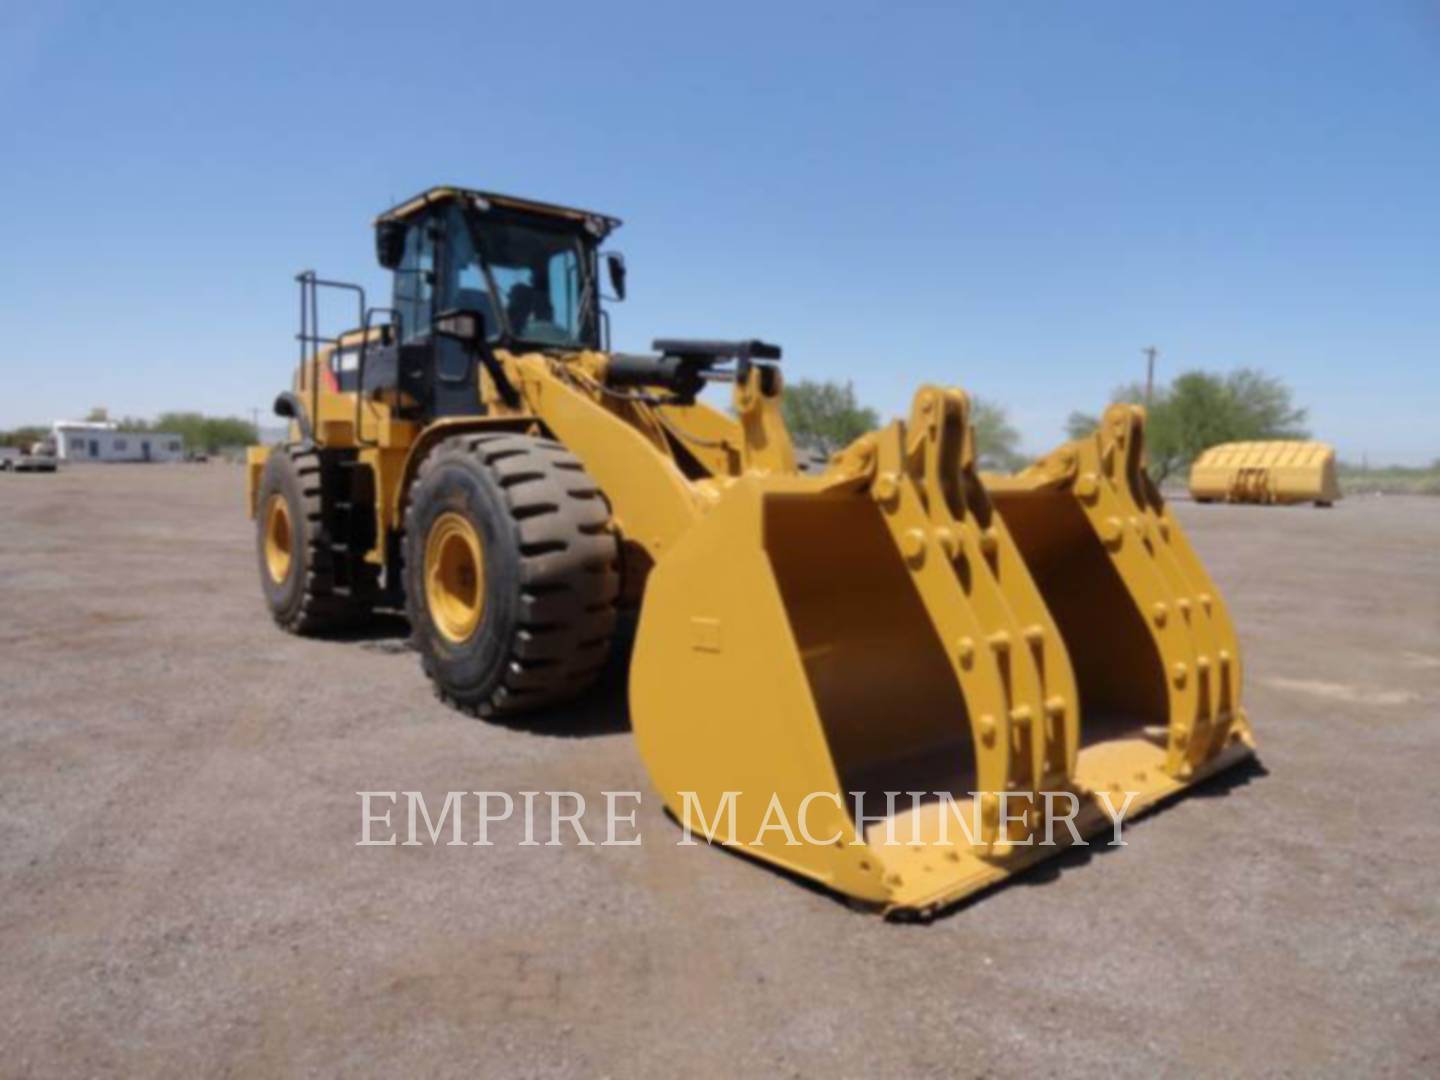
[374,187,621,417]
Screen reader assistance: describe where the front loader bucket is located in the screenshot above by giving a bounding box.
[1188,440,1341,505]
[630,391,1255,916]
[985,404,1255,809]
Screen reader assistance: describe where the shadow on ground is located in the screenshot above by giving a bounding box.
[688,755,1273,926]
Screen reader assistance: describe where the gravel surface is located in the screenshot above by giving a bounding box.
[2,464,1437,1078]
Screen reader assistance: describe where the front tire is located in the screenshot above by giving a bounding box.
[404,433,620,718]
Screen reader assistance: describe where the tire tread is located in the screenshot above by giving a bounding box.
[406,433,620,719]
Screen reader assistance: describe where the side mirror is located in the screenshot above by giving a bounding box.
[606,252,627,301]
[376,221,406,269]
[432,308,487,347]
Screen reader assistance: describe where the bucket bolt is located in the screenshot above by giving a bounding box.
[979,792,1000,845]
[956,637,976,669]
[976,713,997,746]
[873,472,900,508]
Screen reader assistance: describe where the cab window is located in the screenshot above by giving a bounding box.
[393,219,434,343]
[472,218,589,347]
[443,206,498,340]
[548,250,580,335]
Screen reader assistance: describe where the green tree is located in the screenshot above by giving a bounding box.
[1,425,48,449]
[1093,368,1308,483]
[780,381,1028,470]
[1065,410,1100,440]
[200,416,260,452]
[781,379,879,452]
[970,396,1027,472]
[1213,368,1308,438]
[151,412,258,453]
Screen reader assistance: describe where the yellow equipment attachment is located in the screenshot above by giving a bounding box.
[632,394,1254,916]
[1189,440,1340,506]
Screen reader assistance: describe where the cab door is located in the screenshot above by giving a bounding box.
[429,205,486,417]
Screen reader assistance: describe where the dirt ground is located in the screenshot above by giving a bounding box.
[1,463,1437,1078]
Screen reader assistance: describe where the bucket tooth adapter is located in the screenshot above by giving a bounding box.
[247,185,1256,916]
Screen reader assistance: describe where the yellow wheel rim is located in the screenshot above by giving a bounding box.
[425,511,485,644]
[263,493,293,583]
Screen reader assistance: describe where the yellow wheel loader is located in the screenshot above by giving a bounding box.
[247,186,1256,916]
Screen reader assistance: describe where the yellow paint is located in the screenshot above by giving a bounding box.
[262,494,293,583]
[424,512,485,643]
[244,445,269,517]
[508,353,704,557]
[648,398,743,476]
[988,404,1249,779]
[1189,440,1340,505]
[733,364,796,475]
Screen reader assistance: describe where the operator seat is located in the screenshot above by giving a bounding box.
[506,283,537,334]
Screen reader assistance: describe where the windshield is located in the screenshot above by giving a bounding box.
[461,213,594,348]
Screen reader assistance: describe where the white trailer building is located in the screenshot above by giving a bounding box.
[52,421,186,463]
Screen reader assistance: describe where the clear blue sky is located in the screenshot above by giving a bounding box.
[2,1,1437,463]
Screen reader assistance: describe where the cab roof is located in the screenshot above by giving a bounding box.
[375,185,622,237]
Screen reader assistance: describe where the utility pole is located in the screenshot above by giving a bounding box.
[1142,346,1158,410]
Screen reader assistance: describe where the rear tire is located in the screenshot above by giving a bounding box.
[255,445,374,634]
[404,433,620,718]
